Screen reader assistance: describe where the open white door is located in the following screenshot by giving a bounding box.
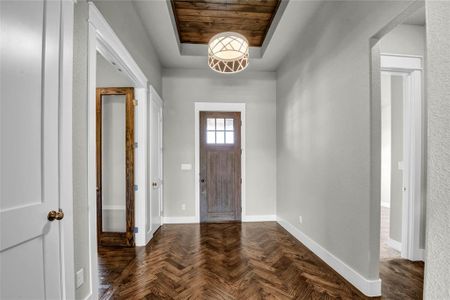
[149,88,163,234]
[1,0,74,298]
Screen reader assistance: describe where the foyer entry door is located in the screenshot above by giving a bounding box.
[200,112,241,223]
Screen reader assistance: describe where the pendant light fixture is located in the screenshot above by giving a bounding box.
[208,32,249,74]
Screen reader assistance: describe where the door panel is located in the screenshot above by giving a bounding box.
[200,112,241,223]
[101,95,127,232]
[0,0,63,298]
[96,88,135,247]
[149,97,162,234]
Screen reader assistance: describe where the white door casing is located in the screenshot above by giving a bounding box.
[380,54,424,261]
[1,0,74,299]
[147,87,163,241]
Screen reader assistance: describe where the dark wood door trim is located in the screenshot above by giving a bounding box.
[200,111,242,223]
[96,87,135,247]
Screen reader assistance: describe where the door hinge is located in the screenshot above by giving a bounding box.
[134,142,138,149]
[133,99,138,106]
[134,185,138,191]
[134,227,139,233]
[240,178,242,184]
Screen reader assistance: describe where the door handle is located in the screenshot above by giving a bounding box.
[152,182,158,188]
[201,179,205,183]
[48,209,64,221]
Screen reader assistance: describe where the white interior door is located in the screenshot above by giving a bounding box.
[149,97,163,233]
[1,1,64,298]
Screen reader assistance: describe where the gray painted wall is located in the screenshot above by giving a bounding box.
[380,73,391,209]
[72,1,162,299]
[93,0,162,94]
[96,53,134,87]
[389,75,404,243]
[276,1,412,280]
[424,1,450,298]
[162,69,277,218]
[379,24,425,56]
[97,55,132,233]
[73,2,90,298]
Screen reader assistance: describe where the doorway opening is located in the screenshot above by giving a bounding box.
[200,111,242,223]
[370,2,426,298]
[96,87,135,247]
[87,4,153,298]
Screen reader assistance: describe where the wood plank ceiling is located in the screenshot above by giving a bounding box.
[170,0,281,47]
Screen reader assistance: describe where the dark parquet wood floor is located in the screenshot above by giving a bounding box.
[98,222,424,299]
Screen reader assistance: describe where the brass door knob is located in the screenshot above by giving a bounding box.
[48,209,64,221]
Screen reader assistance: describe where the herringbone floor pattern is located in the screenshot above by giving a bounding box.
[98,222,423,299]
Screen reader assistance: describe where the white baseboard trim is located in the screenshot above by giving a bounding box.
[162,216,198,224]
[388,238,402,252]
[414,248,425,262]
[277,217,381,297]
[242,214,276,222]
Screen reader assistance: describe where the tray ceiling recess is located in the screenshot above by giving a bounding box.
[170,0,281,47]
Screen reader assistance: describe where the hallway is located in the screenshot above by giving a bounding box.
[98,223,423,299]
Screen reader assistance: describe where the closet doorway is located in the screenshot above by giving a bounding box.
[96,87,135,247]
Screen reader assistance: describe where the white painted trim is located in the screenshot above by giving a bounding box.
[145,86,164,245]
[381,54,424,261]
[89,3,147,88]
[163,216,198,224]
[82,293,93,300]
[381,201,390,208]
[416,248,425,262]
[87,3,151,297]
[380,53,423,71]
[86,20,99,300]
[388,238,402,252]
[60,1,75,298]
[194,102,246,223]
[134,87,148,247]
[242,215,277,222]
[277,217,382,297]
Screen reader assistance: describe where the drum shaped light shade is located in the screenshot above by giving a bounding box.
[208,32,249,74]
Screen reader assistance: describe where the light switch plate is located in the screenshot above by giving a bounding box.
[181,163,192,171]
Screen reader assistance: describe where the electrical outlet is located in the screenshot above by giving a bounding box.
[299,216,303,224]
[76,268,84,289]
[181,203,186,211]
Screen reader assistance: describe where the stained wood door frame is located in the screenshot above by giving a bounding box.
[96,87,135,246]
[87,3,150,299]
[194,103,246,223]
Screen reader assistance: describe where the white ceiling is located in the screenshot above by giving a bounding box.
[403,7,426,26]
[132,0,323,72]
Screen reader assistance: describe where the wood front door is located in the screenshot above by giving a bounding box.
[96,87,135,247]
[200,112,241,223]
